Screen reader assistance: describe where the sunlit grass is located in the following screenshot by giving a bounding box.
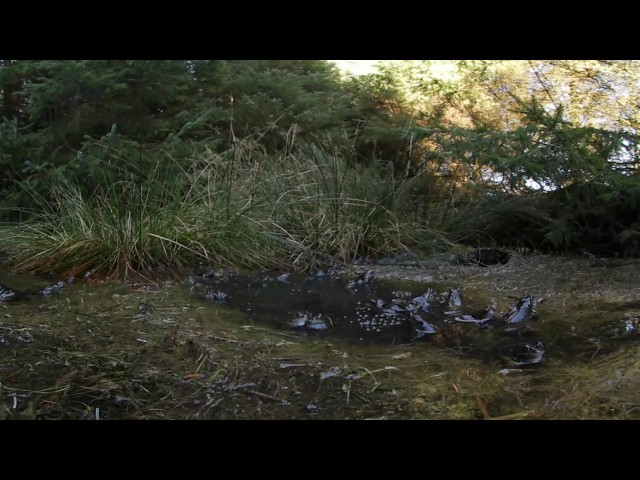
[256,134,445,264]
[0,158,283,279]
[0,132,446,279]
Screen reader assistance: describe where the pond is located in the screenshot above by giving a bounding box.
[2,253,640,419]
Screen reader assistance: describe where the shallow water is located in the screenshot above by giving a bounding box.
[2,263,640,419]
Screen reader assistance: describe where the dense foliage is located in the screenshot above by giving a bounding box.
[1,60,639,277]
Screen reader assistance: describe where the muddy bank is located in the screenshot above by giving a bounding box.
[354,252,640,302]
[2,253,640,419]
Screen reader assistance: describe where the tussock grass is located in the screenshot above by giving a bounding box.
[0,132,446,279]
[257,134,442,264]
[0,157,282,279]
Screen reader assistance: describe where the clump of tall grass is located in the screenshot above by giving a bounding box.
[0,150,292,280]
[0,129,448,279]
[255,130,444,264]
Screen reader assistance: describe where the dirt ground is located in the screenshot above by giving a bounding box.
[361,252,640,308]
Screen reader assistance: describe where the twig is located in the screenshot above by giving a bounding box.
[475,394,535,420]
[475,395,492,420]
[208,335,243,344]
[488,410,536,420]
[243,389,287,403]
[2,384,71,395]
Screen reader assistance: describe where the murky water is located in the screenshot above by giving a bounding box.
[2,263,640,419]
